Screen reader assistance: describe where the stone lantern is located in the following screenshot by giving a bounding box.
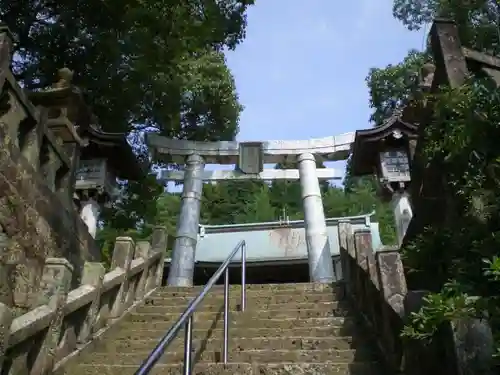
[29,68,144,238]
[73,122,144,238]
[28,68,91,207]
[350,115,419,245]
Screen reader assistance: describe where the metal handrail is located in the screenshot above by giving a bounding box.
[134,240,247,375]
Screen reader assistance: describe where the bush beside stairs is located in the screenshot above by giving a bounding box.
[61,283,386,375]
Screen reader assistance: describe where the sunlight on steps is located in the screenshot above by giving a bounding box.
[60,283,386,375]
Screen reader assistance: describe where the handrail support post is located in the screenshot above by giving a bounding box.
[223,267,230,364]
[241,242,246,312]
[183,315,193,375]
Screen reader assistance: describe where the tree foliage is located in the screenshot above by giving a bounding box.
[400,78,500,361]
[375,0,500,361]
[2,0,252,138]
[393,0,500,54]
[3,0,255,258]
[366,50,427,126]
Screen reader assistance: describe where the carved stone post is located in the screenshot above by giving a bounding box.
[337,222,351,293]
[109,237,134,320]
[31,258,73,375]
[21,107,46,172]
[430,19,468,89]
[0,24,13,73]
[0,302,13,370]
[151,226,168,290]
[353,229,371,304]
[167,154,205,287]
[134,241,151,300]
[376,249,407,369]
[297,152,334,283]
[58,142,80,210]
[77,262,105,344]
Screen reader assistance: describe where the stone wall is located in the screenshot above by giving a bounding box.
[0,28,101,316]
[0,227,166,375]
[339,223,496,375]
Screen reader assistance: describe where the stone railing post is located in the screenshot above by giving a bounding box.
[337,222,352,295]
[377,250,407,318]
[77,262,105,344]
[109,237,134,321]
[0,24,13,74]
[134,241,152,301]
[151,226,168,289]
[21,107,46,172]
[375,249,407,371]
[0,303,13,370]
[353,229,372,311]
[30,258,73,375]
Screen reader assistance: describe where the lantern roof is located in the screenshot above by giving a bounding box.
[350,115,418,177]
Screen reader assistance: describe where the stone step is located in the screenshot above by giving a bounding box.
[127,308,350,323]
[155,282,344,294]
[64,362,381,375]
[80,348,375,366]
[134,302,350,316]
[109,326,361,341]
[90,336,369,353]
[123,316,354,330]
[142,293,341,308]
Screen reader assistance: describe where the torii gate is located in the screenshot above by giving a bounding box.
[146,133,354,286]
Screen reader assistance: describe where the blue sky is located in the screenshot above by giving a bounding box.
[228,0,424,143]
[167,0,427,190]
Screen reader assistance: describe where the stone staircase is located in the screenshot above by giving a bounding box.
[61,282,385,375]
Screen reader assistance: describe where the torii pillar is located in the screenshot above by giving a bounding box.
[297,152,334,283]
[168,154,205,286]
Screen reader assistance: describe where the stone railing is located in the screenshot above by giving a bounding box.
[339,223,496,375]
[0,25,100,315]
[0,227,167,375]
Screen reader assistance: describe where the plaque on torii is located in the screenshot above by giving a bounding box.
[237,142,263,174]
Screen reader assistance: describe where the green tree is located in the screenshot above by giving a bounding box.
[393,0,500,54]
[6,0,256,244]
[236,185,276,223]
[382,0,500,360]
[366,50,427,126]
[201,179,265,224]
[2,0,253,138]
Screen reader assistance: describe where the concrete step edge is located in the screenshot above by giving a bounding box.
[102,335,359,342]
[130,308,350,315]
[73,361,379,367]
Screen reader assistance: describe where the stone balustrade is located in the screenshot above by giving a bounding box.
[0,29,73,200]
[0,25,101,315]
[0,227,167,375]
[339,223,496,375]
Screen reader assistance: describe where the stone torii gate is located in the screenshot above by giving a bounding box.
[147,133,354,286]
